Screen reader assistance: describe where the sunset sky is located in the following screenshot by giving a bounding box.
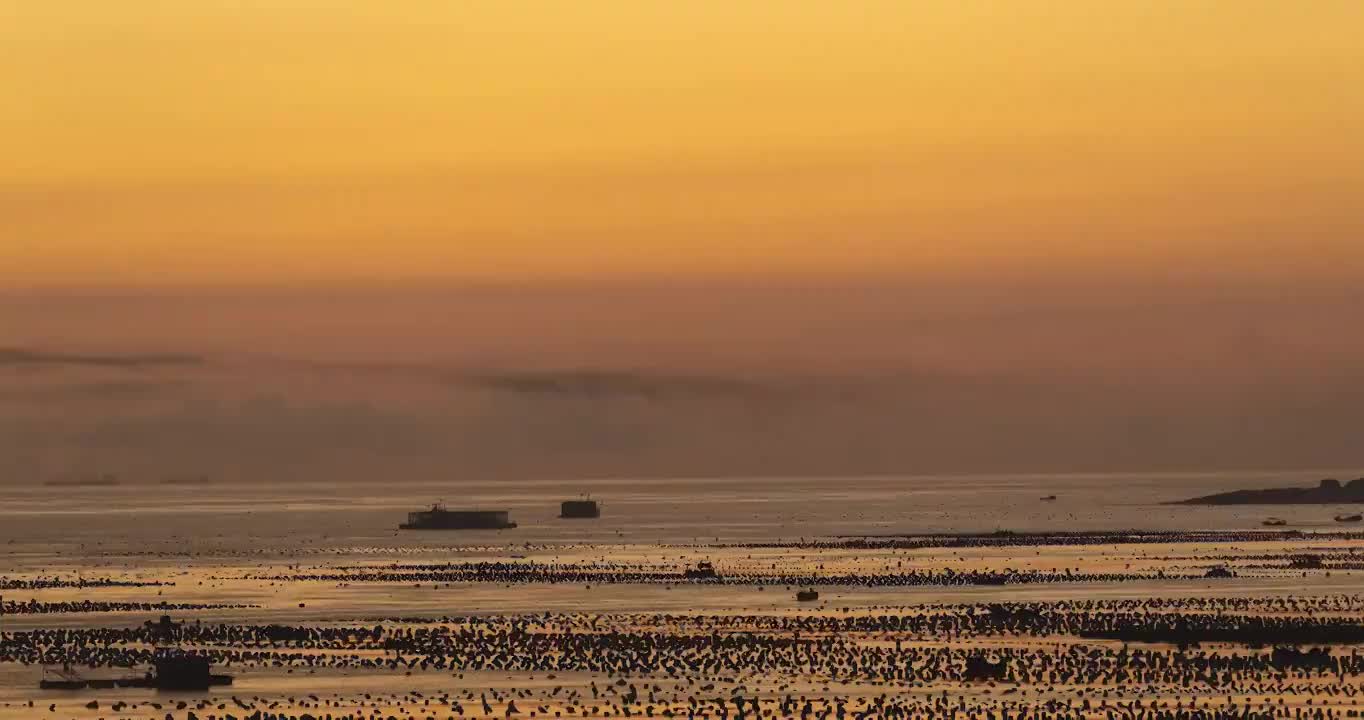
[4,1,1362,286]
[3,2,1363,479]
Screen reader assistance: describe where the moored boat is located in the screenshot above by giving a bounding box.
[683,561,719,579]
[399,503,517,530]
[560,498,601,519]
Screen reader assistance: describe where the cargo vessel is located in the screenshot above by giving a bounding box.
[560,498,601,519]
[399,503,517,530]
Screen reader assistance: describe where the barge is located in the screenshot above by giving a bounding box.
[400,503,517,530]
[560,499,601,519]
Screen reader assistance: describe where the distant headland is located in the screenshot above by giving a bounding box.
[1173,478,1364,505]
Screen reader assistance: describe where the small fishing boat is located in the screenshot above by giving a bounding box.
[1289,554,1324,569]
[1336,514,1362,523]
[1262,517,1288,527]
[682,561,719,579]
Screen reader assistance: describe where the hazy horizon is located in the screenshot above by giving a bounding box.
[4,2,1363,483]
[4,274,1362,484]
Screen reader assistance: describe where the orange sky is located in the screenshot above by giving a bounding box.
[3,1,1363,286]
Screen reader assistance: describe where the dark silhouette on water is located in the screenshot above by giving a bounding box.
[963,655,1008,681]
[560,498,601,519]
[40,653,232,691]
[1289,554,1324,569]
[1270,646,1334,670]
[682,561,719,580]
[399,503,517,530]
[145,614,182,643]
[1174,477,1364,505]
[150,653,232,690]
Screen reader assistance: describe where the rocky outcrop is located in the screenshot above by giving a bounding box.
[1173,478,1364,505]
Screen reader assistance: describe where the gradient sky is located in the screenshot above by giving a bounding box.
[3,1,1363,285]
[3,3,1364,479]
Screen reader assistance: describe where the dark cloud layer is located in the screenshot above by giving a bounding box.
[2,356,1361,485]
[1,281,1362,484]
[464,370,772,400]
[0,347,202,369]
